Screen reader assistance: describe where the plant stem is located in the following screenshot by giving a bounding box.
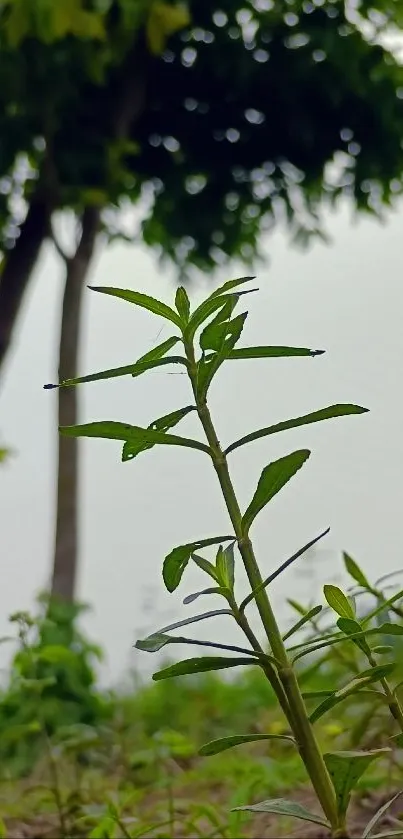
[185,343,339,830]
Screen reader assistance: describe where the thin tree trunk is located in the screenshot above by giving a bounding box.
[0,192,51,375]
[50,34,150,600]
[51,208,99,600]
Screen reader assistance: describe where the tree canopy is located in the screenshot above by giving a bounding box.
[1,0,403,276]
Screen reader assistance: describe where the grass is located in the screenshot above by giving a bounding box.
[1,662,401,839]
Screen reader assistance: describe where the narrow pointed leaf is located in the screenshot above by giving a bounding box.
[337,617,372,655]
[233,799,330,829]
[136,337,183,365]
[225,405,367,455]
[227,346,325,360]
[343,553,371,589]
[122,428,210,460]
[136,633,181,652]
[363,589,403,626]
[60,421,140,441]
[242,450,310,534]
[288,599,309,617]
[192,554,220,582]
[153,656,258,681]
[175,286,190,322]
[183,587,227,605]
[362,790,403,838]
[215,542,235,590]
[199,298,237,350]
[283,606,323,641]
[137,634,258,657]
[324,750,391,819]
[60,422,210,462]
[89,286,182,327]
[324,585,356,620]
[199,733,295,756]
[122,407,197,460]
[156,609,231,635]
[149,406,196,432]
[310,664,395,723]
[185,294,236,339]
[44,338,182,388]
[200,311,247,354]
[197,313,248,395]
[241,528,330,612]
[372,645,393,654]
[291,623,403,663]
[209,276,256,299]
[163,536,234,592]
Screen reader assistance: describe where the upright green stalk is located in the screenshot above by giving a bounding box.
[184,340,341,833]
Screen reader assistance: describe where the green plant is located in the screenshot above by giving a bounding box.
[52,276,403,838]
[0,595,110,776]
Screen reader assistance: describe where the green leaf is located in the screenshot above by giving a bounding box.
[192,554,220,582]
[60,421,137,440]
[288,599,308,617]
[310,664,395,723]
[60,422,210,458]
[337,617,372,655]
[199,733,295,756]
[183,587,228,605]
[136,632,257,658]
[343,553,371,589]
[122,407,197,460]
[233,799,330,829]
[225,405,368,455]
[292,621,403,663]
[153,656,259,681]
[199,298,237,350]
[242,450,310,534]
[163,536,234,592]
[0,721,41,744]
[208,276,256,299]
[0,817,6,839]
[149,608,231,638]
[240,527,330,613]
[175,286,190,322]
[136,632,181,652]
[215,542,235,591]
[38,645,78,665]
[44,339,184,388]
[149,406,196,432]
[362,589,403,626]
[372,645,393,654]
[200,310,246,354]
[197,312,248,396]
[283,606,323,641]
[362,790,403,838]
[89,286,183,327]
[185,294,237,340]
[324,585,356,620]
[227,346,325,360]
[324,750,391,819]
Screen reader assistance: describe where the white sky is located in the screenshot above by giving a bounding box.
[1,198,403,684]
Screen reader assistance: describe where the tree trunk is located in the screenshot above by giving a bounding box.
[51,208,99,600]
[0,192,51,376]
[50,34,150,600]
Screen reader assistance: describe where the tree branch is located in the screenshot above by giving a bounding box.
[49,219,71,264]
[0,187,52,376]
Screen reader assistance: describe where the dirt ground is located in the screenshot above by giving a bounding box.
[5,788,403,838]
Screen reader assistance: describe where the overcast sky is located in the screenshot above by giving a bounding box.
[1,199,403,684]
